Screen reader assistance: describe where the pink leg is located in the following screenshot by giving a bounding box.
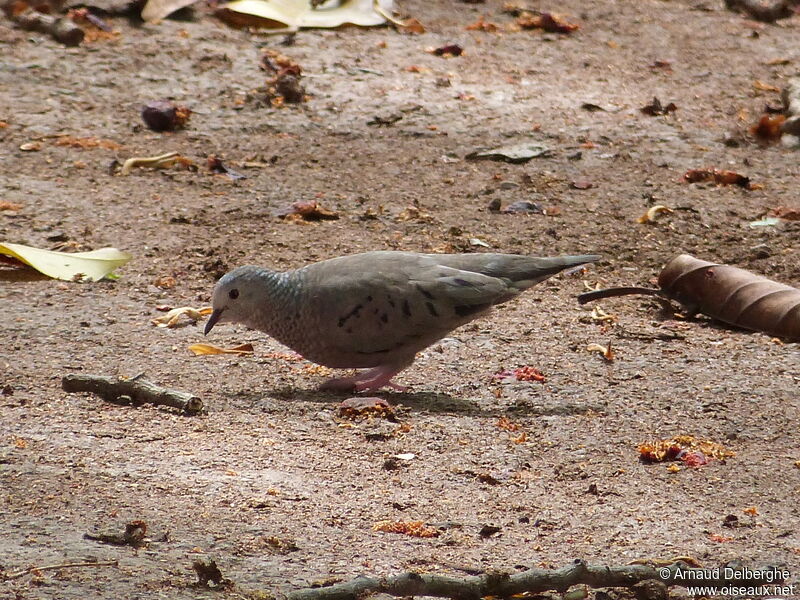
[319,365,408,393]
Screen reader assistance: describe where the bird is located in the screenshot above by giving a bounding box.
[204,251,600,392]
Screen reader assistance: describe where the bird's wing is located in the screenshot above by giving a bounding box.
[304,256,512,358]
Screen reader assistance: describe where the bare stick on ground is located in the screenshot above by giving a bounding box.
[2,560,118,581]
[286,560,786,600]
[62,374,204,415]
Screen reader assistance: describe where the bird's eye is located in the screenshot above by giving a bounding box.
[229,289,239,300]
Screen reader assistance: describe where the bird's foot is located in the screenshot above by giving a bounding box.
[319,366,408,393]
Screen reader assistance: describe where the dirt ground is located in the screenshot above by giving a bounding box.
[1,0,799,598]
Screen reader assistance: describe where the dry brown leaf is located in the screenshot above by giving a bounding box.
[273,200,339,221]
[187,343,254,355]
[496,417,521,431]
[516,12,578,33]
[683,168,752,189]
[0,202,23,211]
[153,275,176,289]
[372,520,439,538]
[750,114,786,141]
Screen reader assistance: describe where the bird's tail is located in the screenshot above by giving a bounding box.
[433,253,600,291]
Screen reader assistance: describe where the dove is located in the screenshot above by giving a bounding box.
[204,251,599,392]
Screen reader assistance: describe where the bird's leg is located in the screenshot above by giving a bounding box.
[319,365,408,393]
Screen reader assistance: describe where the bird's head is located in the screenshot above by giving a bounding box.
[204,266,264,335]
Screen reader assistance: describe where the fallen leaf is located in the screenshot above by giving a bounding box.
[750,114,785,141]
[637,205,673,224]
[465,15,499,32]
[640,97,677,116]
[216,0,391,30]
[639,435,734,467]
[590,306,617,322]
[120,152,188,176]
[467,142,552,163]
[586,343,614,361]
[19,142,42,151]
[683,168,752,189]
[0,242,131,281]
[207,155,246,180]
[648,59,672,71]
[753,80,781,93]
[53,136,121,150]
[502,200,544,214]
[152,306,213,328]
[708,533,734,543]
[398,17,425,33]
[273,200,339,221]
[743,506,759,516]
[428,44,463,57]
[141,0,200,21]
[187,343,254,355]
[0,202,23,211]
[516,12,578,33]
[496,417,521,431]
[153,275,176,289]
[372,520,439,538]
[337,397,396,420]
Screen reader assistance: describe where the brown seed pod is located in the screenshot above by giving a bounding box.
[658,255,800,340]
[578,254,800,341]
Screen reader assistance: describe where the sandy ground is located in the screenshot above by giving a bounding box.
[1,0,799,598]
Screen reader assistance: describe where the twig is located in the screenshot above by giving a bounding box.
[724,0,799,21]
[577,286,661,305]
[62,373,204,415]
[3,560,118,581]
[287,560,785,600]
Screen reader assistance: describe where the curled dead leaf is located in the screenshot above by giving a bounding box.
[152,306,212,328]
[637,205,673,224]
[586,343,614,361]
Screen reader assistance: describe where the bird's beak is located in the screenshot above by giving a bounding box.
[204,308,224,335]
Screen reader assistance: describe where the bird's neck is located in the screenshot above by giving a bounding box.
[247,268,305,331]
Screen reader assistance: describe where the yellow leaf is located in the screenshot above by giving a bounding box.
[0,242,131,281]
[217,0,391,30]
[187,343,254,356]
